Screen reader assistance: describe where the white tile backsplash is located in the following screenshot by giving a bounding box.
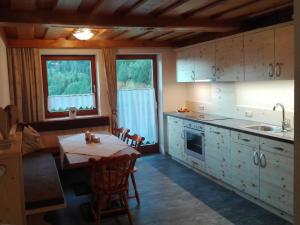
[185,80,294,127]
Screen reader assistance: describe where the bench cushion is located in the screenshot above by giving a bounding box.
[23,152,64,210]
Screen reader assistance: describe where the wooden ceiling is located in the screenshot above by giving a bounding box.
[0,0,293,48]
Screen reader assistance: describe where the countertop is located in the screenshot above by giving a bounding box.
[165,111,294,143]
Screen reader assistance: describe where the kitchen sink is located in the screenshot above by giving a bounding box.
[245,125,282,132]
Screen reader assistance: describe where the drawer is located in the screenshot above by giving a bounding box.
[205,125,230,146]
[231,130,259,148]
[260,137,293,157]
[167,116,183,126]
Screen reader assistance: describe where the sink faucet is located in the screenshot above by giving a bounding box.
[273,103,290,131]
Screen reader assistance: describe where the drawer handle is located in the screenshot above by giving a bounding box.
[273,146,284,151]
[241,138,250,142]
[260,153,267,168]
[213,131,220,135]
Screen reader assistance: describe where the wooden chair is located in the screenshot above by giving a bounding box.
[114,127,130,141]
[124,134,145,205]
[89,154,138,225]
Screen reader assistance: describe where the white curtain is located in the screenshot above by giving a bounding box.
[117,88,158,144]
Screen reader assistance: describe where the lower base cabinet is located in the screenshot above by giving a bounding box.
[167,115,294,219]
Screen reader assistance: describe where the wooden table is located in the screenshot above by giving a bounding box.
[58,132,140,169]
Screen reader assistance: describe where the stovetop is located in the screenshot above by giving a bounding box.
[175,112,230,122]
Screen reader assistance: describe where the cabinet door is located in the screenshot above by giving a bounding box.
[194,42,216,81]
[167,117,184,159]
[231,142,260,198]
[215,36,244,81]
[244,29,275,80]
[274,25,294,80]
[176,49,195,82]
[259,148,293,214]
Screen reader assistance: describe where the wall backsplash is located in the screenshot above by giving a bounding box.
[185,80,294,127]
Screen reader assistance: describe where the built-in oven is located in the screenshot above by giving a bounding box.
[184,120,205,161]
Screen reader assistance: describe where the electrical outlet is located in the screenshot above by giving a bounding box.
[245,111,253,118]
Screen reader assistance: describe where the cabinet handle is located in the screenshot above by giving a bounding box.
[273,146,284,151]
[192,70,196,81]
[181,131,185,139]
[260,153,267,168]
[211,65,216,77]
[241,138,250,142]
[253,151,259,166]
[0,164,7,177]
[213,131,220,135]
[275,63,281,77]
[268,63,274,78]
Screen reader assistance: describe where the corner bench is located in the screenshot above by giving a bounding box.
[23,152,65,225]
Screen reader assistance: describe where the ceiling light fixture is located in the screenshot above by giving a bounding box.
[72,28,95,40]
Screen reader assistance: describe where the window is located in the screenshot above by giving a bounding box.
[41,55,98,118]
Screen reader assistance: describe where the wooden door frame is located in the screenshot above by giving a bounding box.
[116,54,159,154]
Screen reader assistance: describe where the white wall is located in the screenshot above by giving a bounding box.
[185,80,294,127]
[117,48,187,154]
[0,29,10,107]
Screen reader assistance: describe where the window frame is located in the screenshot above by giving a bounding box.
[41,55,98,119]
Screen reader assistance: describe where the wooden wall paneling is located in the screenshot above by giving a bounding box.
[53,0,82,13]
[16,25,35,39]
[90,0,128,15]
[216,0,292,19]
[11,0,37,11]
[163,0,214,16]
[274,25,294,80]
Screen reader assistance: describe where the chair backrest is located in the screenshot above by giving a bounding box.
[114,127,130,141]
[89,154,138,194]
[125,134,145,151]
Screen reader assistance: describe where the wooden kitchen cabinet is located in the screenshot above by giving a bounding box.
[194,42,216,81]
[244,24,294,81]
[176,48,195,82]
[274,25,294,80]
[167,116,184,159]
[215,36,244,81]
[259,138,293,214]
[205,125,231,183]
[244,29,275,81]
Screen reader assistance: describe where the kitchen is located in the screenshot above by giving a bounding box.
[0,2,299,224]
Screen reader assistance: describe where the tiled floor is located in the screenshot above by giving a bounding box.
[46,154,292,225]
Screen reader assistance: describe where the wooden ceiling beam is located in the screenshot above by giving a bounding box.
[129,31,152,40]
[11,0,37,11]
[181,0,227,18]
[16,25,35,39]
[0,9,239,32]
[151,0,189,17]
[53,0,82,13]
[6,39,172,48]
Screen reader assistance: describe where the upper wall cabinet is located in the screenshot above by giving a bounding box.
[274,25,294,80]
[215,36,244,81]
[244,30,275,81]
[194,42,216,81]
[176,48,195,82]
[244,25,294,81]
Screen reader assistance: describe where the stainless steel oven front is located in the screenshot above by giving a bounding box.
[184,121,205,161]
